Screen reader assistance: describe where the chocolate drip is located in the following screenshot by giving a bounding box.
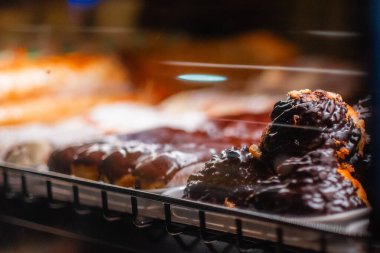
[247,149,365,215]
[260,90,365,168]
[184,90,370,215]
[184,146,270,206]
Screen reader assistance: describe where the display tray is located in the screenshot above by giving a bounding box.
[0,162,371,253]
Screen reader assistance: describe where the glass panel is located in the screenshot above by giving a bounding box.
[0,0,373,231]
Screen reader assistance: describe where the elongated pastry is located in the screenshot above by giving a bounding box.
[47,121,266,189]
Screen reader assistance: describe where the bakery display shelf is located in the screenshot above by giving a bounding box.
[0,162,375,253]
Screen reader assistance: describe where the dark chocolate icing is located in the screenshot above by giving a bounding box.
[184,90,370,215]
[183,146,270,206]
[184,147,368,215]
[48,140,212,189]
[48,146,79,175]
[49,118,267,189]
[48,111,268,189]
[100,144,156,186]
[259,90,365,168]
[247,149,365,215]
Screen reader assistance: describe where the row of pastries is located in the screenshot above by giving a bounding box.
[0,31,370,216]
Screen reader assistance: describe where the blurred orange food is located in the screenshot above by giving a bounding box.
[0,52,132,125]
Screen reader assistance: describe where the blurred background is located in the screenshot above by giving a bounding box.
[0,0,369,104]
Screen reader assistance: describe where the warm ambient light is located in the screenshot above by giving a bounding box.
[177,74,227,82]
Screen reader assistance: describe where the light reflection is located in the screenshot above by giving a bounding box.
[177,74,227,82]
[304,30,361,38]
[165,61,366,76]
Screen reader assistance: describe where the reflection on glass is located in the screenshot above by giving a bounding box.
[176,74,227,83]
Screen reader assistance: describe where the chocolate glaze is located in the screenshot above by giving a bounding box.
[47,111,267,188]
[48,115,266,189]
[184,147,368,215]
[134,148,211,188]
[184,90,370,215]
[71,143,120,180]
[183,146,271,205]
[259,90,364,168]
[48,124,252,189]
[48,146,79,175]
[100,142,214,189]
[100,144,157,186]
[246,149,365,215]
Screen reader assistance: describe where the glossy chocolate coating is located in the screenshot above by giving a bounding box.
[71,143,120,180]
[49,121,262,189]
[184,147,367,215]
[100,144,156,185]
[48,146,79,174]
[259,90,364,168]
[101,142,212,189]
[247,149,366,215]
[183,146,270,205]
[47,125,242,189]
[99,122,267,189]
[184,90,370,215]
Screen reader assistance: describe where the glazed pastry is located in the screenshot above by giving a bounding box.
[258,89,367,169]
[100,143,157,187]
[48,146,83,175]
[47,116,267,189]
[47,126,238,189]
[184,148,368,214]
[247,149,368,215]
[71,143,119,181]
[184,89,371,215]
[183,146,270,206]
[47,110,267,179]
[49,141,215,189]
[100,142,212,189]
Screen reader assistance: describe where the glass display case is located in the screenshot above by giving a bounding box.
[0,0,377,252]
